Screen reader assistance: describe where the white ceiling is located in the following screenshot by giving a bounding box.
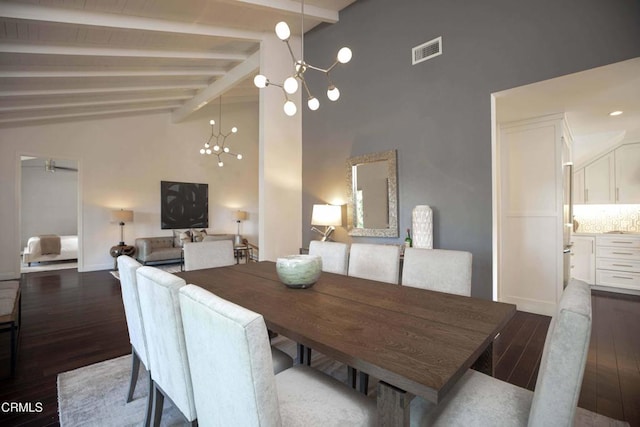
[0,0,356,127]
[495,57,640,166]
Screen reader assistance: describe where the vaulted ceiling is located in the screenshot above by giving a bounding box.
[0,0,356,127]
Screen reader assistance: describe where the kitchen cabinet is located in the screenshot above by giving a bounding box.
[614,143,640,203]
[571,235,595,284]
[573,168,585,204]
[498,114,571,316]
[577,142,640,204]
[584,152,615,204]
[595,235,640,291]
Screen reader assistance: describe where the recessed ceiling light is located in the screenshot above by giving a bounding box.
[609,110,623,116]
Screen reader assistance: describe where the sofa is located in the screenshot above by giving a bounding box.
[135,233,235,265]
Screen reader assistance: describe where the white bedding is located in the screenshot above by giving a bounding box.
[23,235,78,265]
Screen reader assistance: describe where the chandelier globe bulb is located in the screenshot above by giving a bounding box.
[337,47,352,64]
[253,75,268,88]
[209,119,215,125]
[308,97,320,111]
[231,127,238,133]
[199,148,205,155]
[218,161,224,167]
[327,85,340,101]
[213,145,220,152]
[283,100,297,116]
[275,21,291,41]
[237,154,243,160]
[283,76,299,94]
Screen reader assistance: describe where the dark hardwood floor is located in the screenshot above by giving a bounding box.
[0,270,638,426]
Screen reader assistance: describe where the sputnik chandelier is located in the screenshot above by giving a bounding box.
[199,97,243,167]
[253,0,352,116]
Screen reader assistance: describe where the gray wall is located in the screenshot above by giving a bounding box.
[301,0,640,299]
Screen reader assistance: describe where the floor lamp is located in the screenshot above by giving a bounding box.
[111,209,134,246]
[235,210,247,245]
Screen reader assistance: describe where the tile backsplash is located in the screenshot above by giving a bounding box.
[573,204,640,233]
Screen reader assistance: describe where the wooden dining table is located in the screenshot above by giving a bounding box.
[176,261,516,426]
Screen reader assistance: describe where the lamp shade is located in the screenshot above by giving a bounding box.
[311,204,342,226]
[111,209,134,224]
[235,210,247,221]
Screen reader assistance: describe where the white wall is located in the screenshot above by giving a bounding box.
[0,101,258,278]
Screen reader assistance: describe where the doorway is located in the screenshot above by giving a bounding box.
[19,155,80,273]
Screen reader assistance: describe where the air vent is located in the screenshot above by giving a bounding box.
[412,36,442,65]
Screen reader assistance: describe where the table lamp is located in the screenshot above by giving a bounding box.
[111,209,134,246]
[311,204,342,241]
[235,210,247,245]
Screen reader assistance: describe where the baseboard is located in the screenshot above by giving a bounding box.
[500,295,556,317]
[591,284,640,297]
[0,272,21,281]
[79,262,113,272]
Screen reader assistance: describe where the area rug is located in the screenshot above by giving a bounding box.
[57,337,628,426]
[57,355,187,427]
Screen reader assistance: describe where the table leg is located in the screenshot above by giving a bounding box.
[377,381,414,427]
[471,341,494,376]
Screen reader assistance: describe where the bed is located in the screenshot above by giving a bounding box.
[22,235,78,266]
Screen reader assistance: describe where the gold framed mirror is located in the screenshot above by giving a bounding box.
[346,149,398,237]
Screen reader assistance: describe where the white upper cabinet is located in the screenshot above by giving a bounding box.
[576,142,640,205]
[614,143,640,203]
[584,152,616,204]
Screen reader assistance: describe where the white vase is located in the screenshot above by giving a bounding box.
[412,205,433,249]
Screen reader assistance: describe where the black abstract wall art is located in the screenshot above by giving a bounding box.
[160,181,209,229]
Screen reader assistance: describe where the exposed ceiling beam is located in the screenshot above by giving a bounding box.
[0,70,225,78]
[0,105,179,124]
[0,95,192,112]
[0,43,248,61]
[172,50,260,123]
[232,0,339,23]
[0,84,205,97]
[0,1,264,41]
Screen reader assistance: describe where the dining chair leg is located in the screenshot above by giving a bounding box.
[347,366,357,389]
[297,343,305,364]
[304,346,312,366]
[127,348,141,403]
[10,321,17,377]
[359,372,369,395]
[143,370,153,427]
[151,382,165,427]
[296,344,312,366]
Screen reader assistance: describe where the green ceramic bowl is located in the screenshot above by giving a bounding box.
[276,255,322,288]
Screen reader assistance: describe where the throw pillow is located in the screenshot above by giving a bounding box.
[191,229,208,242]
[173,229,192,247]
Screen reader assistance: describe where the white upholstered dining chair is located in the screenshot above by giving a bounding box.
[137,266,294,426]
[402,248,473,296]
[410,279,592,426]
[136,266,197,427]
[116,256,152,426]
[183,240,235,271]
[178,284,376,426]
[347,243,402,393]
[300,240,350,367]
[309,240,349,275]
[348,243,401,284]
